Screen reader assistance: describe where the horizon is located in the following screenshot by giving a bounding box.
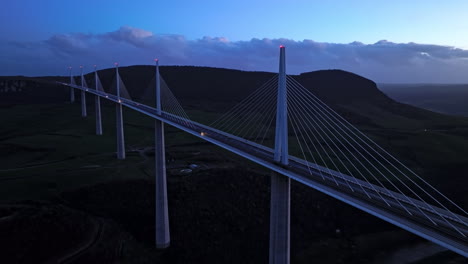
[4,63,468,85]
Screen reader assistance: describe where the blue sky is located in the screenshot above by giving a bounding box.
[2,0,468,82]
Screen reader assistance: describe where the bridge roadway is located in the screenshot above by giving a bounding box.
[64,83,468,256]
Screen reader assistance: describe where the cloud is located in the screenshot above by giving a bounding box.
[103,26,154,47]
[45,33,93,57]
[2,26,468,83]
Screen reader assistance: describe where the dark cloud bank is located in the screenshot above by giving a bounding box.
[2,26,468,83]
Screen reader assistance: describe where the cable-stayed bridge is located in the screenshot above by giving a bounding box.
[60,47,467,263]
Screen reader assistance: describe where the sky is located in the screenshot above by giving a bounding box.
[1,0,468,83]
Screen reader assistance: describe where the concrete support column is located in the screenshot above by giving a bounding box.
[94,66,102,135]
[95,96,102,135]
[80,66,87,117]
[70,88,75,103]
[270,45,290,264]
[269,172,291,264]
[81,91,87,117]
[116,103,125,159]
[155,119,170,248]
[274,46,288,165]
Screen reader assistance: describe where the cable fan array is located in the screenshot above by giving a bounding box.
[285,75,467,235]
[210,75,279,147]
[158,76,195,129]
[93,71,105,92]
[209,73,467,236]
[109,71,132,100]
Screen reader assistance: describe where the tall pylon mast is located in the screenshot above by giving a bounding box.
[274,45,288,165]
[115,63,121,101]
[94,65,102,135]
[155,59,162,115]
[69,66,75,103]
[80,65,87,117]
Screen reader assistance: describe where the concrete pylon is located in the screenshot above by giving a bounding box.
[94,66,102,135]
[80,66,87,117]
[269,46,290,264]
[95,96,102,135]
[274,46,288,165]
[154,59,170,248]
[69,67,75,103]
[155,119,170,248]
[116,104,125,159]
[269,171,290,264]
[115,63,125,160]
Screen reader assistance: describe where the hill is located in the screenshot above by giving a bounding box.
[3,67,468,192]
[1,67,468,263]
[4,66,463,128]
[3,65,468,133]
[3,66,468,189]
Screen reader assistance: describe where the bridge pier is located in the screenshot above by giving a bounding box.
[94,67,102,135]
[116,103,125,159]
[155,119,170,248]
[80,66,87,117]
[70,88,75,103]
[81,91,87,117]
[269,172,291,264]
[95,96,102,135]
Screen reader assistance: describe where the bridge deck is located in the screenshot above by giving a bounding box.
[63,83,468,257]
